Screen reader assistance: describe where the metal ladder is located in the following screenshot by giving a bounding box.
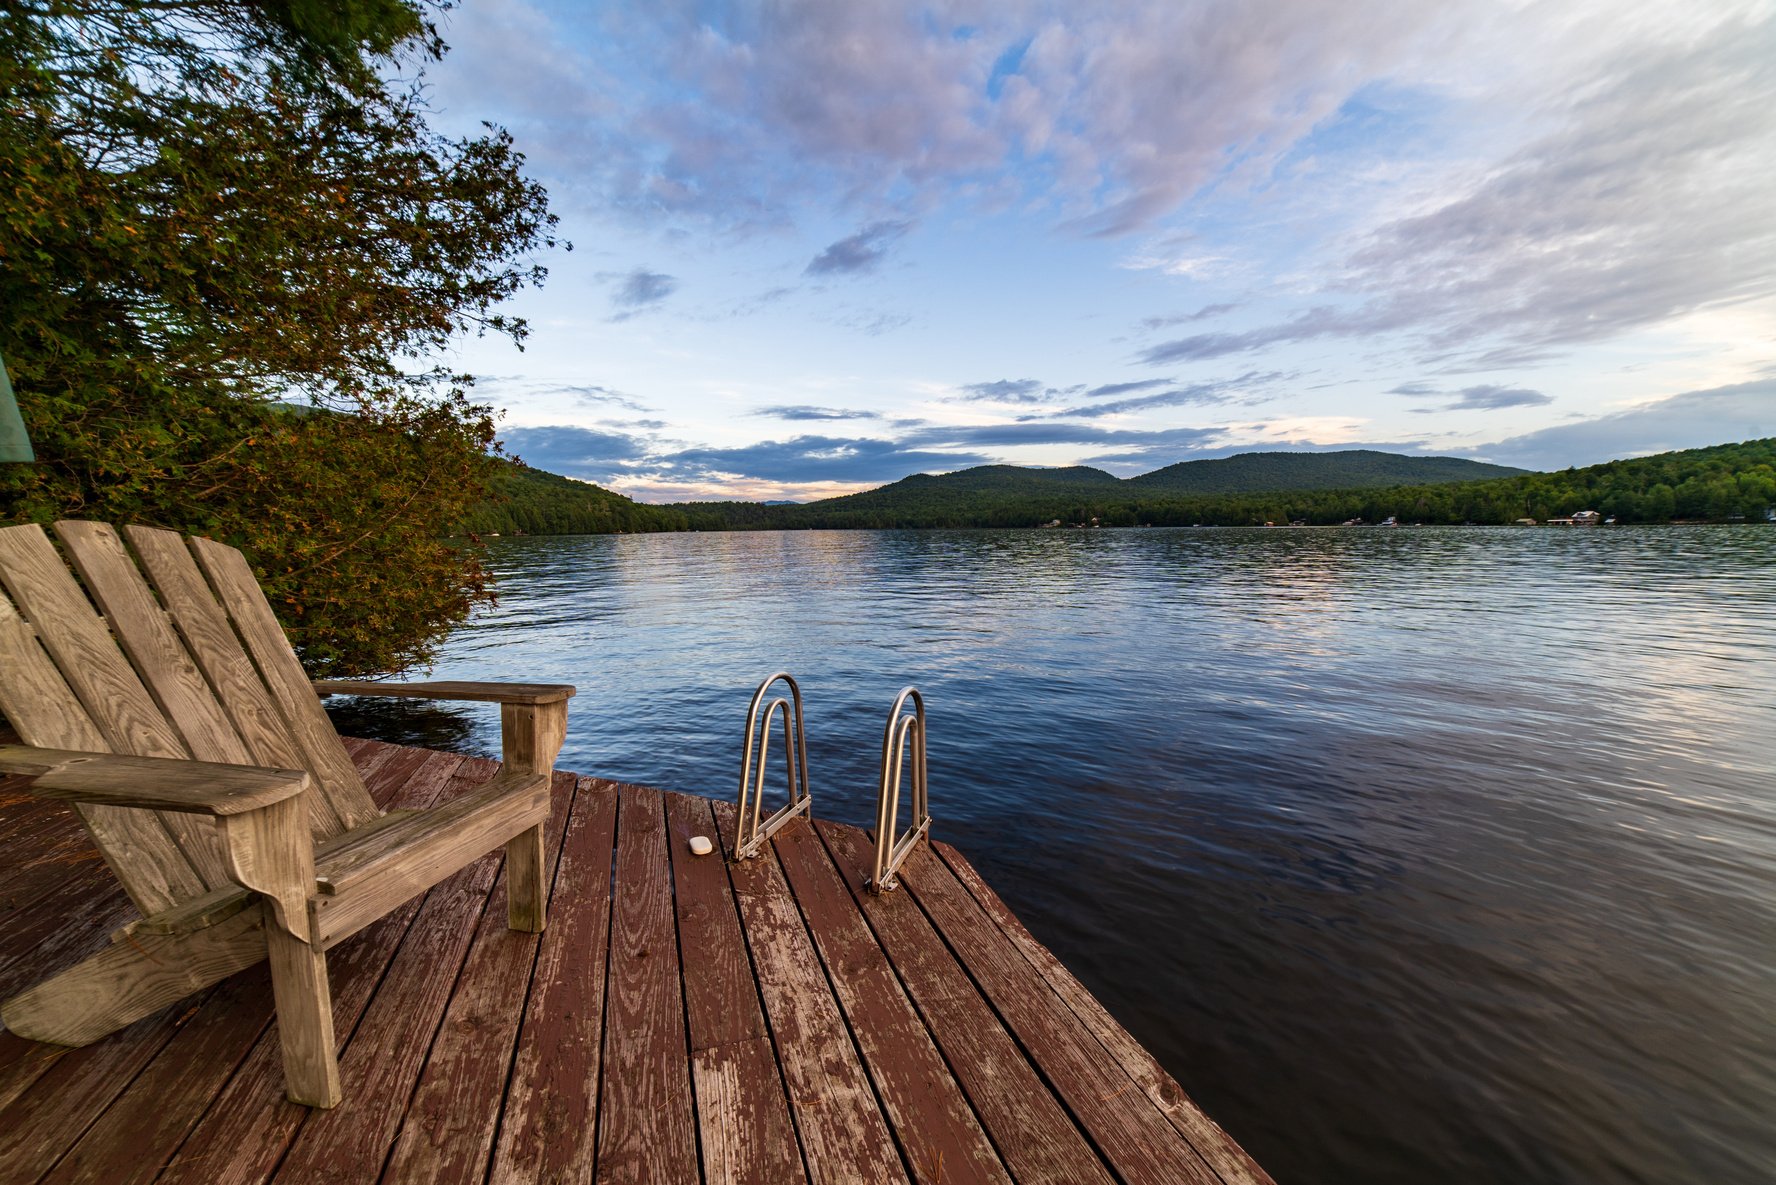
[867,687,931,894]
[732,672,812,861]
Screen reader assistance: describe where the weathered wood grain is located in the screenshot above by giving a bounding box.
[1,746,309,816]
[818,821,1118,1185]
[378,768,575,1185]
[596,782,698,1184]
[313,680,576,705]
[33,964,275,1185]
[0,542,205,913]
[897,841,1222,1185]
[488,776,618,1185]
[125,526,341,838]
[665,791,806,1185]
[1,903,269,1047]
[153,750,467,1185]
[711,801,911,1185]
[773,819,1011,1185]
[308,771,547,948]
[188,535,378,833]
[55,522,254,769]
[934,841,1275,1185]
[691,1036,810,1185]
[272,796,503,1178]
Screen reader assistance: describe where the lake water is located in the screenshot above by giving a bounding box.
[328,526,1776,1185]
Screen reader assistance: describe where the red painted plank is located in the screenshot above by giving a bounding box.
[664,791,806,1185]
[487,777,618,1185]
[894,841,1222,1185]
[39,967,274,1185]
[379,769,577,1185]
[153,749,468,1185]
[0,1001,208,1184]
[711,801,909,1185]
[594,783,697,1184]
[772,818,1010,1185]
[933,841,1276,1185]
[817,821,1117,1185]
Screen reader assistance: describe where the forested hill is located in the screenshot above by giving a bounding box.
[1128,449,1524,493]
[673,438,1776,530]
[673,450,1515,530]
[463,439,1776,535]
[459,462,687,535]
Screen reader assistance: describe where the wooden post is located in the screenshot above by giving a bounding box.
[218,796,341,1107]
[500,700,567,933]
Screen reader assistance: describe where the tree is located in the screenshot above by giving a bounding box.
[0,0,560,673]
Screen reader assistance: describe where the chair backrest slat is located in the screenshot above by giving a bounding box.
[125,525,350,838]
[188,535,378,833]
[0,584,200,915]
[0,526,217,909]
[56,522,256,767]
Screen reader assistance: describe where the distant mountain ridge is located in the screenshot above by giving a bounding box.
[1126,449,1524,493]
[463,440,1776,534]
[802,449,1522,516]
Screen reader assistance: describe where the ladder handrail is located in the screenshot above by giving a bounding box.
[868,686,931,893]
[732,672,812,860]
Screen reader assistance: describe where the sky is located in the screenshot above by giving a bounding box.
[420,0,1776,502]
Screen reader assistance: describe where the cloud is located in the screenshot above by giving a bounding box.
[1445,385,1552,411]
[1136,14,1776,367]
[438,0,1448,234]
[753,405,882,421]
[1037,385,1237,420]
[609,269,678,314]
[656,434,992,484]
[500,424,653,483]
[556,383,655,413]
[1139,305,1238,331]
[1471,380,1775,471]
[805,221,913,275]
[956,378,1047,403]
[1085,378,1173,398]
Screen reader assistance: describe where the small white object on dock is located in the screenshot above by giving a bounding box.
[688,835,714,857]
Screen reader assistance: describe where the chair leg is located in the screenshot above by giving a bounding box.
[506,822,548,933]
[265,927,341,1108]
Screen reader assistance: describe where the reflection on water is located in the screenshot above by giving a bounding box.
[335,526,1776,1185]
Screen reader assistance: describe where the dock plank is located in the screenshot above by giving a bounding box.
[595,782,698,1185]
[0,737,1271,1185]
[896,839,1223,1185]
[773,819,1011,1185]
[711,803,910,1185]
[270,759,505,1183]
[817,821,1118,1185]
[487,776,617,1185]
[934,841,1276,1185]
[379,768,577,1185]
[664,791,806,1185]
[153,748,466,1185]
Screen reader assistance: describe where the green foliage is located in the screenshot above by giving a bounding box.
[670,439,1776,531]
[0,0,560,674]
[462,462,690,536]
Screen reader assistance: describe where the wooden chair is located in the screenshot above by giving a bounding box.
[0,520,574,1107]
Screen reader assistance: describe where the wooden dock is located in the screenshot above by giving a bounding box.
[0,738,1271,1185]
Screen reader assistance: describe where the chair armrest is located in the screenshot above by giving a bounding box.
[0,745,310,817]
[312,680,576,705]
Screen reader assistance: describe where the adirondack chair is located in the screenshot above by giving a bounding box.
[0,520,573,1107]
